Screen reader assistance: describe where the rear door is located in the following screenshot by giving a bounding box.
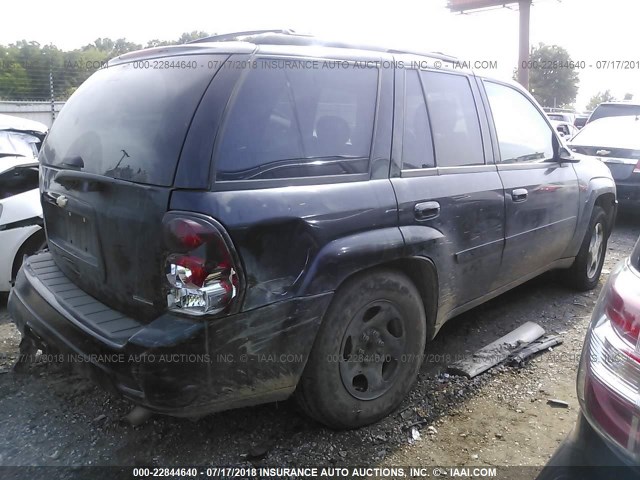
[481,80,579,284]
[390,67,505,319]
[39,54,229,320]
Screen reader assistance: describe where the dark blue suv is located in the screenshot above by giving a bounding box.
[9,31,617,428]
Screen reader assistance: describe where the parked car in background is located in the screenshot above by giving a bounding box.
[574,114,590,130]
[0,114,48,293]
[548,112,576,124]
[538,238,640,480]
[8,31,617,429]
[587,102,640,124]
[551,120,579,139]
[569,115,640,208]
[576,233,640,468]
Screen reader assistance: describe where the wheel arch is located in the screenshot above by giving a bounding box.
[11,228,46,282]
[321,256,440,341]
[594,192,617,237]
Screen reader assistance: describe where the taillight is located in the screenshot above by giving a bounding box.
[578,261,640,463]
[163,213,241,316]
[604,271,640,359]
[633,159,640,174]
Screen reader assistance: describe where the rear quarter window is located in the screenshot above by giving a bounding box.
[41,55,226,186]
[215,59,379,181]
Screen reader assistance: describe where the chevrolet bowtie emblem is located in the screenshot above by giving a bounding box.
[596,150,611,156]
[56,195,68,208]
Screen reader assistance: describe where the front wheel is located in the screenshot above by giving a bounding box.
[563,206,608,291]
[295,269,426,429]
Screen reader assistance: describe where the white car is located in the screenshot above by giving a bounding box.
[551,120,579,140]
[0,114,48,292]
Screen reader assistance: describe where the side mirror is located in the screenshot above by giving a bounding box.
[558,146,578,162]
[552,133,580,163]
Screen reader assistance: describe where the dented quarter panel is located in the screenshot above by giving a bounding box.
[169,178,400,310]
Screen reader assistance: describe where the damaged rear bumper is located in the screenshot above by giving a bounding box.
[8,252,332,416]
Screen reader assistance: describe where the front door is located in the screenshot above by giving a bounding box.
[481,80,579,285]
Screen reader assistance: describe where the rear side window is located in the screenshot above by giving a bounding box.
[402,70,434,169]
[484,81,553,163]
[41,55,224,186]
[420,71,484,167]
[216,59,378,180]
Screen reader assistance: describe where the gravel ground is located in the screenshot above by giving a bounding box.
[0,213,638,475]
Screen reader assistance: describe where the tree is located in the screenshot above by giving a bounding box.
[0,32,214,101]
[176,31,211,44]
[146,31,212,48]
[586,90,616,111]
[624,92,634,101]
[525,43,580,109]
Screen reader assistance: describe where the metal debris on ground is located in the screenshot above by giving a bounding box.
[447,322,545,378]
[509,334,564,366]
[547,398,570,408]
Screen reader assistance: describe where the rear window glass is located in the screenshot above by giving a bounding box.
[216,59,378,180]
[590,104,640,123]
[41,55,225,186]
[574,117,588,128]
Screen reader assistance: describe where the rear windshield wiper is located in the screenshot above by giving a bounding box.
[0,153,26,158]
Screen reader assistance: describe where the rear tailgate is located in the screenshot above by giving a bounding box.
[39,54,228,320]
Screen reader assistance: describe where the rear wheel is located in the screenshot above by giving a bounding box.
[295,269,426,429]
[563,206,608,291]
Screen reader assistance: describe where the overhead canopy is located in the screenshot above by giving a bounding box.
[448,0,519,12]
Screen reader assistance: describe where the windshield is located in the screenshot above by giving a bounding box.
[0,131,40,158]
[590,104,640,122]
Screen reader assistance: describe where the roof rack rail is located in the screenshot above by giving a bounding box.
[189,29,300,43]
[190,30,458,63]
[387,49,458,63]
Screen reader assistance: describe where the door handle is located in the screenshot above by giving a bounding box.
[511,188,528,203]
[414,201,440,221]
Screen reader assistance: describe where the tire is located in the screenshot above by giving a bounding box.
[563,206,608,291]
[295,269,426,429]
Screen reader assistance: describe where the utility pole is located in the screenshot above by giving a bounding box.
[517,0,531,89]
[49,67,55,124]
[448,0,533,89]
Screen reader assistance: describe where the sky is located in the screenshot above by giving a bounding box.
[2,0,639,110]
